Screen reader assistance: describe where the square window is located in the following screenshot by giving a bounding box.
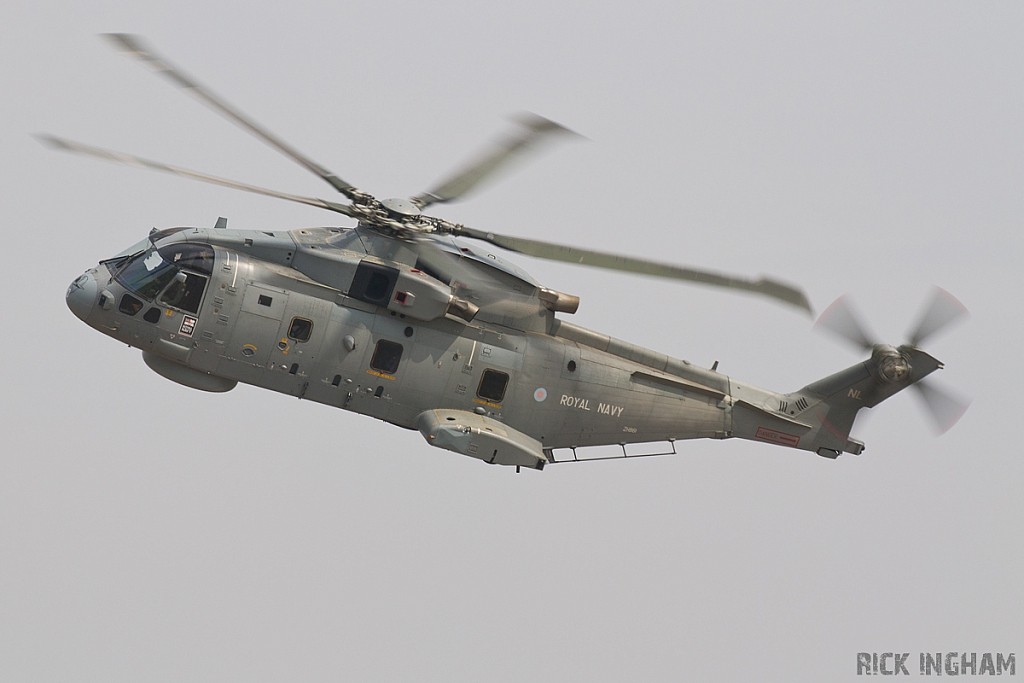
[288,317,313,342]
[370,340,403,375]
[477,369,509,403]
[258,294,273,307]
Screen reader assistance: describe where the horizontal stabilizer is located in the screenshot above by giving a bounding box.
[731,400,813,449]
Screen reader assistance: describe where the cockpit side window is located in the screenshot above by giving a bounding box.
[159,272,208,314]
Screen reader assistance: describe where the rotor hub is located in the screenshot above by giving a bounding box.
[873,345,912,383]
[382,197,421,217]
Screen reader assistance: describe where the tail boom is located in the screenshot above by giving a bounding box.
[731,345,943,458]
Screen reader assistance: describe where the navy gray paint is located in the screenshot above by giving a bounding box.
[67,225,942,469]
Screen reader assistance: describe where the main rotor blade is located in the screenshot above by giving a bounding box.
[407,237,553,320]
[38,135,355,218]
[814,295,877,351]
[911,379,971,435]
[451,226,812,313]
[407,236,521,298]
[907,286,969,347]
[412,113,582,209]
[104,33,358,199]
[408,237,474,288]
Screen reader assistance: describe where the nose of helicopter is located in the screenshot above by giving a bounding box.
[66,271,98,322]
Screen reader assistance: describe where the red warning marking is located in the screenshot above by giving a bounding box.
[755,427,800,447]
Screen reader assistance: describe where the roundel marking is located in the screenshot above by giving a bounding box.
[534,387,548,402]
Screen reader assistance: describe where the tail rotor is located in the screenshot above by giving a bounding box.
[911,379,971,435]
[814,295,878,352]
[907,286,970,347]
[815,287,970,435]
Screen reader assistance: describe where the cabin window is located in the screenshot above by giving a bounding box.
[288,317,313,342]
[370,340,403,375]
[477,369,510,403]
[159,273,208,314]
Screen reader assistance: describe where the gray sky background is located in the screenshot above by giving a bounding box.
[1,2,1021,681]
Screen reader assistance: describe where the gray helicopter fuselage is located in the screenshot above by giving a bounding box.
[67,225,932,468]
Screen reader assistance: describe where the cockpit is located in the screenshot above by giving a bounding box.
[109,243,215,315]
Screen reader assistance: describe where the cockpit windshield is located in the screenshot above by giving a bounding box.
[115,249,179,300]
[114,244,215,303]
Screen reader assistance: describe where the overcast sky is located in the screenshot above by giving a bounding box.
[1,2,1021,681]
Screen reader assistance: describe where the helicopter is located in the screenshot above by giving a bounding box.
[50,34,969,471]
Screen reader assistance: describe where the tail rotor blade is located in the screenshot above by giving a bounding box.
[912,379,971,435]
[814,295,876,351]
[907,286,969,347]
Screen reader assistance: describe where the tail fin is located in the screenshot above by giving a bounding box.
[788,345,943,457]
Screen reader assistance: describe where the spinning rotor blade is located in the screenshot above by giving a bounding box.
[907,286,969,347]
[409,238,477,289]
[814,295,877,351]
[38,135,355,218]
[408,237,550,320]
[912,379,971,435]
[104,33,358,199]
[408,236,520,299]
[451,226,812,313]
[412,113,582,209]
